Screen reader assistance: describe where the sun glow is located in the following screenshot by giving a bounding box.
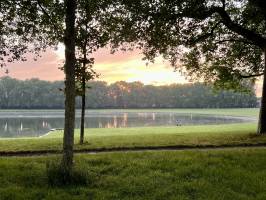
[6,43,188,85]
[52,44,263,95]
[54,44,188,85]
[55,43,65,60]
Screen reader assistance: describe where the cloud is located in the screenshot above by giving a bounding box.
[4,49,64,81]
[4,46,187,85]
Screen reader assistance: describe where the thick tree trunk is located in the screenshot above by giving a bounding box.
[62,0,77,171]
[258,48,266,134]
[80,75,86,144]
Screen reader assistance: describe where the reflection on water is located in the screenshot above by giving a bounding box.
[0,110,253,138]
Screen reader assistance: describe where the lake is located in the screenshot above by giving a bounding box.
[0,110,254,138]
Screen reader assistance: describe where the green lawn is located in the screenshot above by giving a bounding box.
[1,123,266,152]
[86,108,259,117]
[1,149,266,200]
[0,107,259,117]
[0,108,262,152]
[0,108,265,199]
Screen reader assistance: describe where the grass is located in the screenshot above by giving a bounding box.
[86,108,259,117]
[0,108,265,199]
[1,149,266,199]
[0,108,262,152]
[1,123,266,152]
[0,107,259,117]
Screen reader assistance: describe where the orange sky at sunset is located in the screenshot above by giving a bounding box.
[2,44,188,86]
[1,44,262,96]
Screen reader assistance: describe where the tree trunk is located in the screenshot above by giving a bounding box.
[258,48,266,134]
[80,39,87,144]
[80,74,86,144]
[61,0,77,171]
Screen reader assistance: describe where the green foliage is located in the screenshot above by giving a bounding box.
[0,77,258,109]
[0,0,63,68]
[0,77,64,108]
[58,0,114,96]
[2,0,264,90]
[103,0,266,90]
[74,60,98,96]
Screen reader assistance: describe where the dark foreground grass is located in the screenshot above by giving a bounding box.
[1,148,266,200]
[1,123,265,153]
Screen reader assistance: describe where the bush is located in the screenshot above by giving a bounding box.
[46,160,88,186]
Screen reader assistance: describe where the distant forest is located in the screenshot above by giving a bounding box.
[0,77,258,109]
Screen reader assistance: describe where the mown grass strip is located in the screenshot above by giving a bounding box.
[0,148,266,199]
[0,123,266,153]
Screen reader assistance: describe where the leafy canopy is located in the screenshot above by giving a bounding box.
[0,0,63,68]
[100,0,266,90]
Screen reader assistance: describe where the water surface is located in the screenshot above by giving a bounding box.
[0,110,253,138]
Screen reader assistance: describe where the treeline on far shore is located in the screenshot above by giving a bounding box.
[0,76,258,109]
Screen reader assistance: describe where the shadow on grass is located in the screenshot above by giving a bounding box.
[46,160,93,187]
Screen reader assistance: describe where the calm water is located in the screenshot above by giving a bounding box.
[0,110,253,138]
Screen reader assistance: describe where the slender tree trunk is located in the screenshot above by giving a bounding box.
[80,39,87,144]
[62,0,77,171]
[258,48,266,134]
[80,73,86,144]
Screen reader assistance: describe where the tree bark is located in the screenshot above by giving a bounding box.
[61,0,77,171]
[258,48,266,134]
[80,37,88,145]
[80,72,86,144]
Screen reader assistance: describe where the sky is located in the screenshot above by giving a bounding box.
[2,44,188,86]
[1,44,262,96]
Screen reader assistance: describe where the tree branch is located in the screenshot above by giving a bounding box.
[240,73,264,78]
[36,0,61,39]
[36,0,51,20]
[187,21,222,46]
[221,0,226,9]
[179,5,266,48]
[213,38,255,46]
[213,7,266,49]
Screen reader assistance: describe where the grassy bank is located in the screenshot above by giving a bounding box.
[0,108,265,199]
[1,123,266,152]
[0,108,261,152]
[85,108,259,117]
[1,148,266,199]
[0,107,259,117]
